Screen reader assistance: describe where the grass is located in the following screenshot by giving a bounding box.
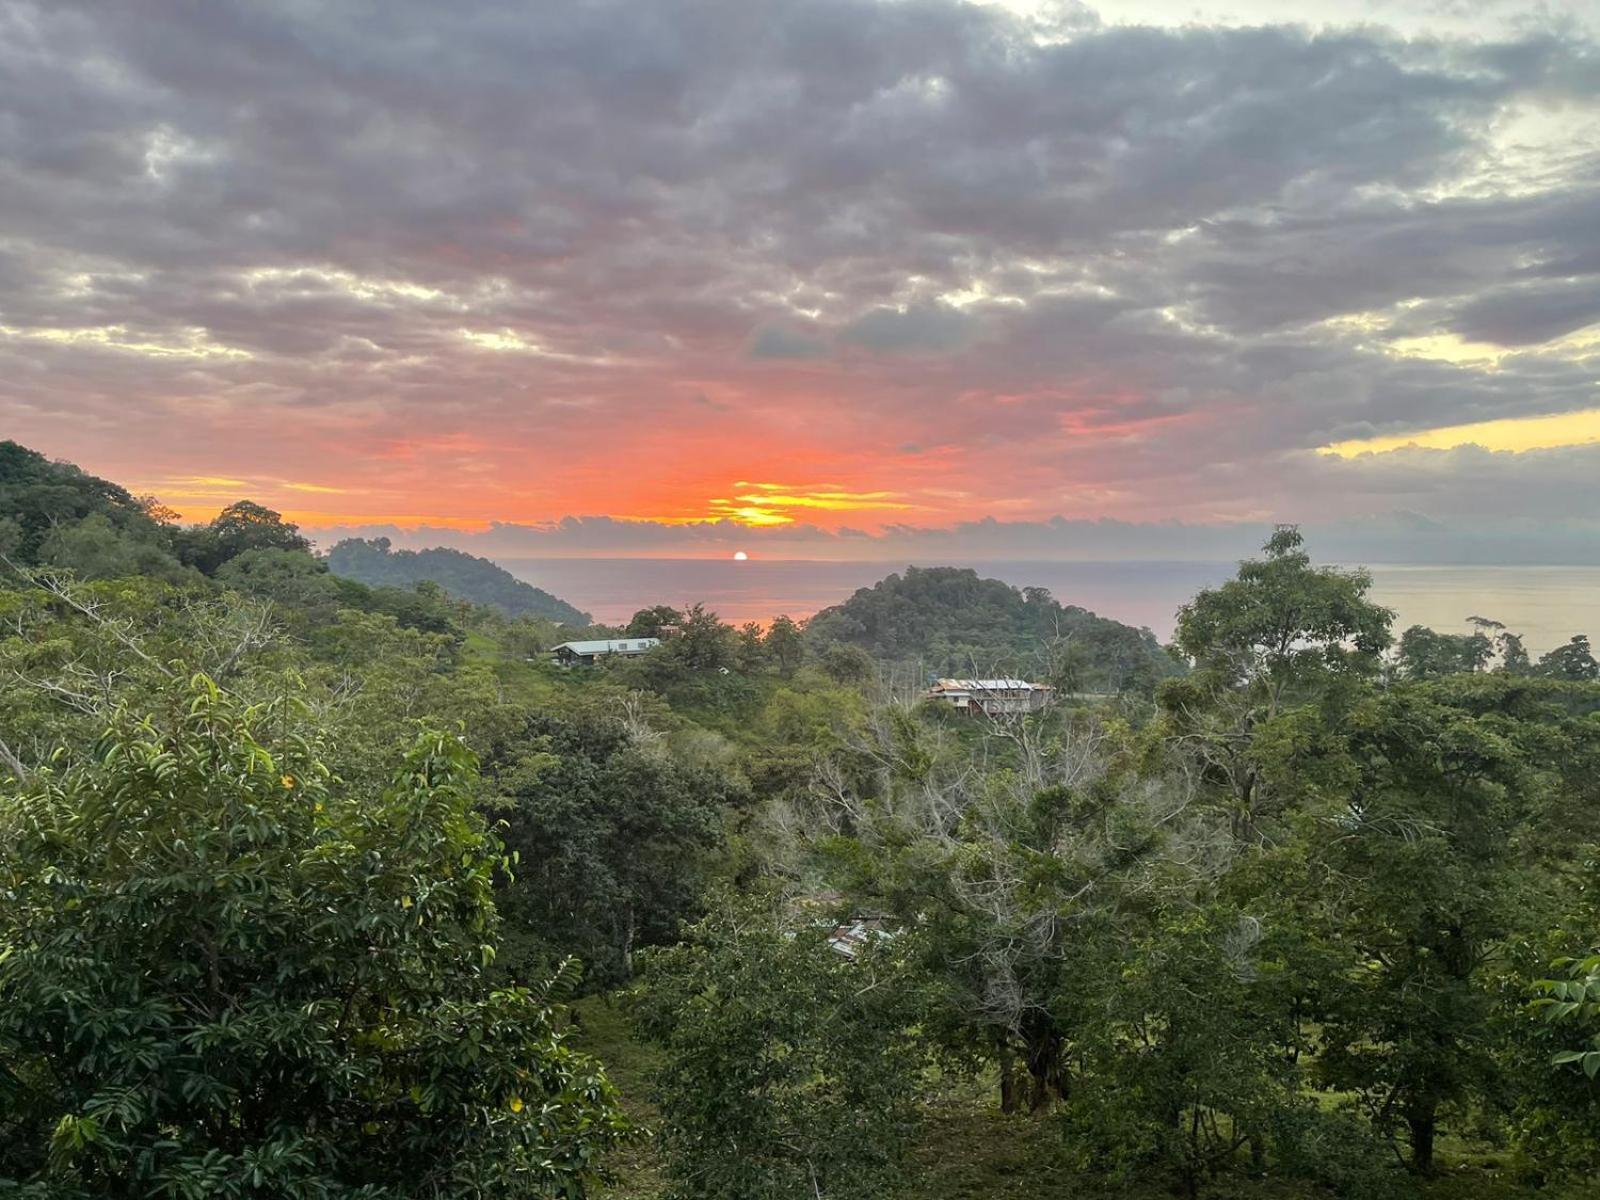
[570,995,1590,1200]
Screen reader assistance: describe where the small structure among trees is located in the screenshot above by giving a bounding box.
[550,637,661,667]
[926,677,1053,716]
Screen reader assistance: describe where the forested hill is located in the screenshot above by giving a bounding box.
[0,440,173,567]
[325,537,590,625]
[806,564,1180,691]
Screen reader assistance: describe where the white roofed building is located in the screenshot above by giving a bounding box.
[926,677,1053,716]
[550,638,661,667]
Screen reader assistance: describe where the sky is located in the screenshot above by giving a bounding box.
[2,0,1599,560]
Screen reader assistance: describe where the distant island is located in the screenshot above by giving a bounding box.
[806,564,1180,693]
[325,537,591,625]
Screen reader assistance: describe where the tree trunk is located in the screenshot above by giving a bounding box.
[998,1040,1020,1115]
[1023,1019,1069,1112]
[1407,1104,1437,1175]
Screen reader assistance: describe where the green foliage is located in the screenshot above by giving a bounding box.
[1069,909,1308,1199]
[623,606,682,638]
[494,701,739,987]
[0,676,623,1198]
[1173,526,1392,694]
[806,565,1177,693]
[763,614,804,677]
[634,897,926,1200]
[1395,624,1494,679]
[1537,635,1599,682]
[1315,678,1551,1172]
[1535,954,1600,1078]
[0,441,172,566]
[177,500,312,575]
[327,538,591,625]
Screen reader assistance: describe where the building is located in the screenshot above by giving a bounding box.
[550,638,661,667]
[926,677,1054,716]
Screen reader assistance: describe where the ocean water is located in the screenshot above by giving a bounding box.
[501,558,1600,655]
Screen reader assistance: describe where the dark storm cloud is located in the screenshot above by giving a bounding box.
[1,0,1598,528]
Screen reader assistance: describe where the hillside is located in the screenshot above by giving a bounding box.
[0,440,172,564]
[805,564,1180,692]
[325,537,590,625]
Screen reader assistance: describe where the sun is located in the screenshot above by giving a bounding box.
[733,550,749,561]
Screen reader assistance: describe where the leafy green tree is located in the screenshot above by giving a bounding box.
[495,701,738,986]
[1535,954,1600,1079]
[36,513,188,582]
[673,603,736,671]
[624,605,682,638]
[216,546,345,626]
[1394,624,1493,679]
[817,640,874,685]
[0,676,622,1198]
[735,620,767,671]
[1070,909,1313,1200]
[635,897,925,1200]
[1161,527,1392,842]
[763,614,805,677]
[1498,630,1533,675]
[1537,635,1599,682]
[176,500,311,575]
[1315,679,1549,1173]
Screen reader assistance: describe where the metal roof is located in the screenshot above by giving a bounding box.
[552,638,661,654]
[932,678,1047,691]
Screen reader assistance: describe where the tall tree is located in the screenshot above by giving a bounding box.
[1161,526,1392,841]
[0,677,622,1197]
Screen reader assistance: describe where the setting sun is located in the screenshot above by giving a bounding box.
[733,551,749,561]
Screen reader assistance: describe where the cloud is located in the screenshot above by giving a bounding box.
[1446,278,1600,346]
[839,302,982,354]
[749,324,829,359]
[0,0,1596,542]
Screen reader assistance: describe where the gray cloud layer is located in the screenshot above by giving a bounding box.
[1,0,1598,536]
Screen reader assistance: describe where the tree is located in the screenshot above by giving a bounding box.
[216,546,344,626]
[177,500,311,575]
[1394,624,1493,680]
[1070,909,1311,1200]
[625,605,683,638]
[1172,527,1391,698]
[1161,527,1392,842]
[1497,630,1533,675]
[0,676,623,1197]
[763,614,805,677]
[784,704,1202,1116]
[36,513,188,582]
[1315,679,1547,1174]
[494,701,737,986]
[634,896,925,1200]
[1537,635,1599,682]
[1534,954,1600,1080]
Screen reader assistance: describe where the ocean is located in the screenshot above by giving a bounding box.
[500,558,1600,655]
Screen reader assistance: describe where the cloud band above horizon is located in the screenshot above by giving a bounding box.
[2,0,1598,541]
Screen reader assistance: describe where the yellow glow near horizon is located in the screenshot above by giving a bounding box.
[733,550,748,560]
[1324,407,1600,457]
[704,482,915,526]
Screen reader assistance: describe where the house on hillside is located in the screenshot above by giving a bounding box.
[926,677,1053,716]
[550,638,661,667]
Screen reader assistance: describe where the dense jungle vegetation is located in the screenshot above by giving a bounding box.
[1,439,1598,1199]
